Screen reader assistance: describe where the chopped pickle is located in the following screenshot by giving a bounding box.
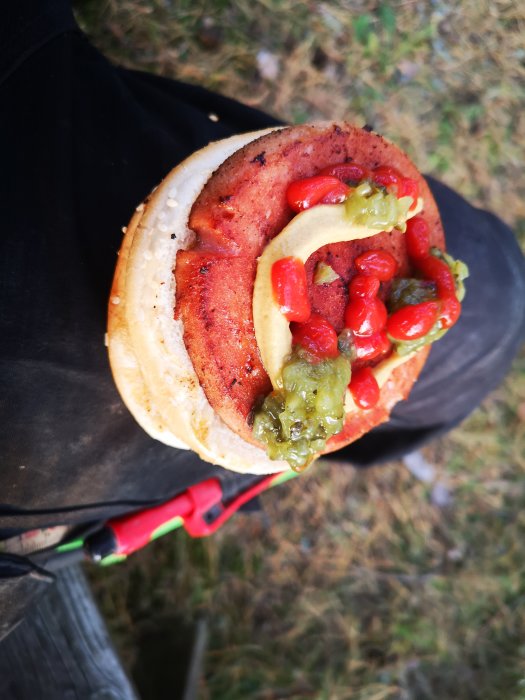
[252,351,351,471]
[314,261,339,285]
[388,278,437,313]
[344,183,413,231]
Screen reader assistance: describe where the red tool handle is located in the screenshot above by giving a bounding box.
[183,474,278,537]
[108,480,222,556]
[106,474,282,556]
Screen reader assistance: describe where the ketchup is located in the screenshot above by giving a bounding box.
[291,315,339,360]
[285,163,420,214]
[271,257,311,323]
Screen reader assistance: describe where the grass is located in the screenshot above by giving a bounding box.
[74,1,525,697]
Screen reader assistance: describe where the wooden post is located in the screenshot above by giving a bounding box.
[0,565,138,699]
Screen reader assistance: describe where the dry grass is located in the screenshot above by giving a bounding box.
[88,376,525,698]
[75,1,525,697]
[75,0,525,235]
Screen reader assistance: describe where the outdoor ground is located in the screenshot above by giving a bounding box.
[75,1,525,698]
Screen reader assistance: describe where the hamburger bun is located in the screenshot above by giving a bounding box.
[108,123,445,474]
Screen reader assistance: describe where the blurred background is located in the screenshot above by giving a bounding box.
[74,1,525,698]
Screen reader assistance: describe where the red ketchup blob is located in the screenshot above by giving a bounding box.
[355,250,397,282]
[286,176,350,213]
[291,314,339,360]
[348,274,380,299]
[386,300,440,341]
[405,216,430,260]
[398,178,419,210]
[371,165,401,188]
[352,330,391,362]
[349,367,380,409]
[417,255,456,298]
[271,257,311,323]
[439,295,462,329]
[344,297,388,337]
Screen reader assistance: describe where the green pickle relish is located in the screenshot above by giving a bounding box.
[252,351,351,471]
[344,182,413,231]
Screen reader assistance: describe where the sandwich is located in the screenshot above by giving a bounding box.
[107,122,467,474]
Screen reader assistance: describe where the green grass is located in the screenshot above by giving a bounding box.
[75,1,525,697]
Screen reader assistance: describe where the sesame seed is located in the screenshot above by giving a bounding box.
[121,226,127,233]
[208,113,219,122]
[111,295,121,305]
[136,202,145,212]
[167,198,178,208]
[104,333,109,347]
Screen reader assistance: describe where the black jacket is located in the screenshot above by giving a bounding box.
[1,0,524,636]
